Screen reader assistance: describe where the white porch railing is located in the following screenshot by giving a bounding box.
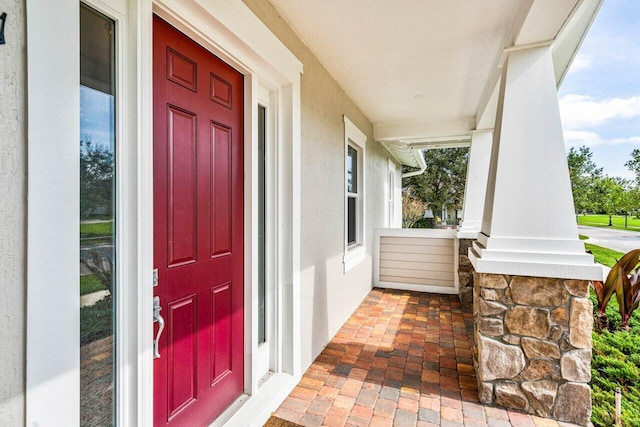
[374,228,459,294]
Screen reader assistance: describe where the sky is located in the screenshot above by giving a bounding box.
[558,0,640,179]
[80,85,115,152]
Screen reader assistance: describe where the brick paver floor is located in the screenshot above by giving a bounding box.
[273,288,580,427]
[81,335,113,426]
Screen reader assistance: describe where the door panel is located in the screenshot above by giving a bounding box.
[167,295,197,416]
[153,16,244,427]
[210,123,233,257]
[167,106,197,267]
[211,283,232,383]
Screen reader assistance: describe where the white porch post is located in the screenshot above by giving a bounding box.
[457,129,492,239]
[468,44,599,426]
[469,44,600,280]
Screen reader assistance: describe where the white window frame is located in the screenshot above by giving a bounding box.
[255,83,278,382]
[27,0,134,425]
[387,159,397,228]
[343,116,367,272]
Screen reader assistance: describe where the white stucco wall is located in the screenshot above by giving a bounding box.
[0,0,26,424]
[244,0,394,370]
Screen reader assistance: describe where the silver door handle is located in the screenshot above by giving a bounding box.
[153,296,165,359]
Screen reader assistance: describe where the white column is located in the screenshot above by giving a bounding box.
[469,44,601,280]
[458,129,492,239]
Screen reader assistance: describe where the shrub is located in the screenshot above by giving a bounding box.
[402,195,428,228]
[590,288,640,426]
[594,249,640,329]
[80,296,113,346]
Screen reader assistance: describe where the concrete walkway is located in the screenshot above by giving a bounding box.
[579,224,640,254]
[273,289,580,427]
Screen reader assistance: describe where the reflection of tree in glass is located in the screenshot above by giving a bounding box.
[80,137,114,218]
[82,250,113,294]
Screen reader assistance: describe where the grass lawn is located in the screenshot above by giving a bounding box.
[578,214,640,231]
[585,243,624,268]
[582,241,640,426]
[80,274,107,295]
[80,221,113,237]
[590,289,640,427]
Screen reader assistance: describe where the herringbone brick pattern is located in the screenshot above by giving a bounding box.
[273,288,580,427]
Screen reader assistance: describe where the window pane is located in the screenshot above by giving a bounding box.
[80,4,114,95]
[80,4,115,426]
[258,105,266,345]
[347,196,357,245]
[347,145,357,193]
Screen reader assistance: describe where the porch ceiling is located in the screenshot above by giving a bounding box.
[268,0,598,151]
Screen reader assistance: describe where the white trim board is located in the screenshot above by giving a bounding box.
[26,1,80,425]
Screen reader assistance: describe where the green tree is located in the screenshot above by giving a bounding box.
[567,145,603,214]
[80,138,114,218]
[625,148,640,186]
[625,150,640,218]
[628,187,640,218]
[594,177,629,226]
[402,147,468,226]
[448,149,468,219]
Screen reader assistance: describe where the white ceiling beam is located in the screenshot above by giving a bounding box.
[374,118,475,143]
[475,0,602,132]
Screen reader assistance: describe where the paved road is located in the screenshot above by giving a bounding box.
[578,225,640,253]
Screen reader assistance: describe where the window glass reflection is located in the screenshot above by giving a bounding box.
[347,145,357,193]
[80,4,116,426]
[258,105,266,345]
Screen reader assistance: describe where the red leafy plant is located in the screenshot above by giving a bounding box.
[593,249,640,330]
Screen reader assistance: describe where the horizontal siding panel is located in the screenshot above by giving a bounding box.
[380,252,452,264]
[380,275,454,287]
[379,244,453,255]
[379,267,454,281]
[379,259,453,273]
[380,236,452,247]
[376,232,456,292]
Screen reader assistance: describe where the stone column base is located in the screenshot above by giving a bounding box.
[472,272,593,426]
[458,239,475,303]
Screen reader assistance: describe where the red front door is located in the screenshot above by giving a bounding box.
[153,16,244,427]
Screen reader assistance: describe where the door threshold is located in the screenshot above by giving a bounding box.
[209,373,299,427]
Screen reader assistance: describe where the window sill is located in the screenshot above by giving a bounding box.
[343,245,366,273]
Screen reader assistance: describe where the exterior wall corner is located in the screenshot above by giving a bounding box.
[0,0,27,424]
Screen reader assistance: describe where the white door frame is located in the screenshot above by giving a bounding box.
[255,84,278,381]
[26,0,302,425]
[387,159,399,228]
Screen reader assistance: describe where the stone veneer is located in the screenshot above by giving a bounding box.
[458,239,475,303]
[472,272,593,426]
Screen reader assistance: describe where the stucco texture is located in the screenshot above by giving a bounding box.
[0,0,26,425]
[243,0,394,370]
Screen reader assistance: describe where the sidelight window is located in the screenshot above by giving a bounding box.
[80,4,116,425]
